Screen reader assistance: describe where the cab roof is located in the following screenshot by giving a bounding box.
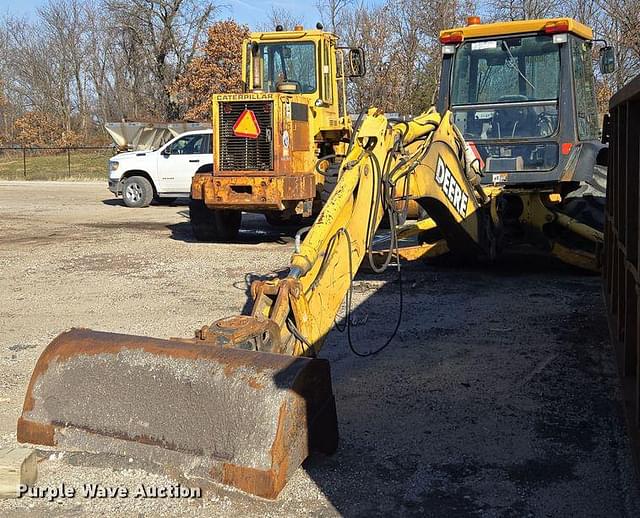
[249,29,337,42]
[439,17,593,41]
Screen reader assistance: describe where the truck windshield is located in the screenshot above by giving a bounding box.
[259,42,317,94]
[450,35,560,141]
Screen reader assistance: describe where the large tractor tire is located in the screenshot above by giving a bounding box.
[320,163,340,203]
[560,193,605,233]
[552,165,607,259]
[189,199,241,242]
[561,165,607,233]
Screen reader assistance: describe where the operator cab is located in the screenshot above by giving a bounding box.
[242,25,365,102]
[437,18,614,186]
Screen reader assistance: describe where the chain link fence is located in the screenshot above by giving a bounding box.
[0,146,114,180]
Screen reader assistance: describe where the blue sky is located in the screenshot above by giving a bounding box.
[0,0,322,29]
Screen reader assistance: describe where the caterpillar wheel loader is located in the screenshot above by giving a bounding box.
[17,18,612,500]
[189,23,367,241]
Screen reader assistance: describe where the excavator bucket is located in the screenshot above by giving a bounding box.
[17,328,338,499]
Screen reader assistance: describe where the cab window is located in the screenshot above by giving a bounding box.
[450,35,560,143]
[322,42,332,103]
[167,134,208,155]
[571,37,599,140]
[260,42,317,94]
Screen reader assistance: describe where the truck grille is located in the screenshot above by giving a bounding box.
[219,101,273,171]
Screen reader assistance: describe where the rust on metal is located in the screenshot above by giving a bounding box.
[194,174,315,211]
[247,377,265,389]
[221,404,293,499]
[291,121,310,151]
[16,417,56,446]
[18,328,338,500]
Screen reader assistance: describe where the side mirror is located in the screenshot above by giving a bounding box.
[161,147,171,156]
[599,46,615,74]
[347,48,366,78]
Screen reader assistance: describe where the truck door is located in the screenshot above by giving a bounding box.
[156,133,211,194]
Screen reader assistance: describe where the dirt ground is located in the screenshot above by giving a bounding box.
[1,181,639,517]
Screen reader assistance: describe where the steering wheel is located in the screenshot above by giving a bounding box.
[493,95,535,137]
[276,80,302,94]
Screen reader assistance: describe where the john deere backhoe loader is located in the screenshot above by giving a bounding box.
[17,17,612,499]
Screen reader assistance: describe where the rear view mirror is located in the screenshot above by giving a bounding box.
[282,47,292,59]
[599,46,615,74]
[347,48,366,77]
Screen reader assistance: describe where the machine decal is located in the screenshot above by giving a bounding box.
[435,156,468,217]
[282,130,290,158]
[233,109,261,139]
[218,93,274,101]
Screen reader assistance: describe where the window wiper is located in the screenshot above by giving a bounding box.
[478,65,494,98]
[502,41,536,91]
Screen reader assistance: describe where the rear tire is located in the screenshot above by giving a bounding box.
[122,176,153,208]
[320,163,340,203]
[554,171,607,256]
[190,199,241,242]
[561,165,607,233]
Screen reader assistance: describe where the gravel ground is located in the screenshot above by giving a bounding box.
[0,181,639,517]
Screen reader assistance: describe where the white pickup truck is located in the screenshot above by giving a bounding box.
[108,129,213,207]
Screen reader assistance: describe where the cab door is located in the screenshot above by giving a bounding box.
[156,133,211,193]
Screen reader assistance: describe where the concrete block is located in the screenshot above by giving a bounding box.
[0,447,37,498]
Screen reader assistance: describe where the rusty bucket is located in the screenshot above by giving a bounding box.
[17,328,338,499]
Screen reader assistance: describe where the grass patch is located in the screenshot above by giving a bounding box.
[0,149,113,181]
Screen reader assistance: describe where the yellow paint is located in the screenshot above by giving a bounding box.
[259,108,492,353]
[440,17,593,41]
[208,26,352,209]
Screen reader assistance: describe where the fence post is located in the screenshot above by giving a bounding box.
[67,148,71,177]
[23,148,26,179]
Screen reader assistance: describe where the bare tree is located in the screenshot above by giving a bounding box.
[316,0,353,34]
[0,0,638,145]
[487,0,557,20]
[257,7,304,32]
[105,0,217,119]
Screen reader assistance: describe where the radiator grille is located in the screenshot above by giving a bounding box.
[219,101,273,171]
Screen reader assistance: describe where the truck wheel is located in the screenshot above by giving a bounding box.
[190,199,241,242]
[122,176,153,208]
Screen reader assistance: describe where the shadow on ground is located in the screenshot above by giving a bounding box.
[167,213,299,245]
[292,254,639,516]
[101,197,190,207]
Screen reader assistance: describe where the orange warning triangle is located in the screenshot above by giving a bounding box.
[232,109,261,139]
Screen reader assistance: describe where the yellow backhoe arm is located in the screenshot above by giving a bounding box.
[195,108,496,358]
